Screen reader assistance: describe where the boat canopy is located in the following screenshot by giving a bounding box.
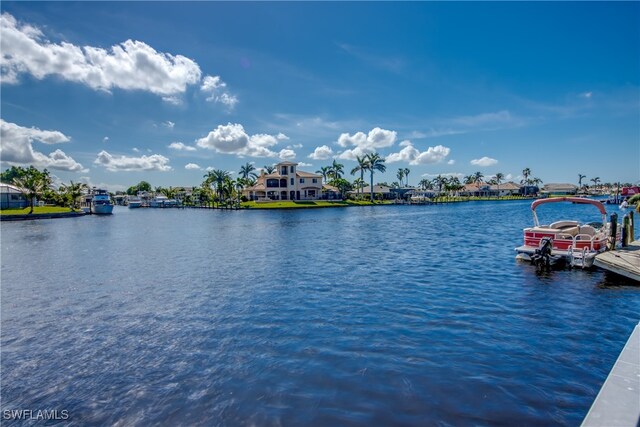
[531,197,607,215]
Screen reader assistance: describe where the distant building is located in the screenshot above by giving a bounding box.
[347,185,395,200]
[243,162,323,201]
[543,183,578,196]
[0,183,28,209]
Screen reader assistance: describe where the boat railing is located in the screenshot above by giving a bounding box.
[573,234,596,251]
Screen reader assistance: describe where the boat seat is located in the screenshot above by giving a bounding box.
[531,226,579,236]
[549,220,580,229]
[578,225,596,236]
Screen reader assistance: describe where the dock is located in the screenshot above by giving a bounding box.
[594,240,640,282]
[582,322,640,427]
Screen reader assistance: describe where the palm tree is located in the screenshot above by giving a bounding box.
[239,162,257,180]
[434,175,448,194]
[316,166,331,183]
[330,160,344,180]
[263,165,276,174]
[403,168,410,187]
[364,153,386,202]
[396,169,405,187]
[590,177,600,190]
[418,178,433,191]
[350,156,368,196]
[494,172,504,196]
[473,171,484,197]
[13,173,49,214]
[60,181,88,210]
[204,170,231,206]
[521,168,532,196]
[578,174,587,188]
[463,175,475,185]
[353,177,365,196]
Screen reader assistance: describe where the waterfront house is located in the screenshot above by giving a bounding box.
[0,183,28,209]
[347,185,395,200]
[321,184,341,200]
[243,162,323,201]
[542,183,578,196]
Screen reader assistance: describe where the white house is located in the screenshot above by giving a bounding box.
[243,162,323,201]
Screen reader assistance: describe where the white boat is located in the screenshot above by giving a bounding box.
[127,195,142,208]
[515,197,621,268]
[90,189,114,215]
[149,195,178,208]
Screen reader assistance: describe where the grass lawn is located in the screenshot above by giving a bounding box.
[240,200,393,209]
[0,206,76,216]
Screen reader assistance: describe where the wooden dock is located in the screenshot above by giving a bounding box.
[594,240,640,282]
[582,322,640,427]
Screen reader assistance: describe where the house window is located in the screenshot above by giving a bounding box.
[290,178,294,185]
[312,178,318,183]
[266,179,279,187]
[291,166,295,173]
[308,190,316,197]
[281,166,288,175]
[300,178,305,184]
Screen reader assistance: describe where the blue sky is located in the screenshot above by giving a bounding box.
[1,2,638,191]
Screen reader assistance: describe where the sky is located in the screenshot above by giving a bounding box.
[1,2,638,192]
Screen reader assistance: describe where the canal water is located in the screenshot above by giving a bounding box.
[2,200,638,426]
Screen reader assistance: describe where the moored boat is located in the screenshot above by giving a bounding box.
[90,189,114,215]
[515,197,621,268]
[127,195,142,208]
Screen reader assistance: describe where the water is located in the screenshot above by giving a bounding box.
[2,201,638,426]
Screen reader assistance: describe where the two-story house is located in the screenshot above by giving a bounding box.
[243,161,323,201]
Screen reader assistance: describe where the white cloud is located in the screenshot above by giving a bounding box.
[0,119,87,172]
[1,13,202,97]
[200,75,238,108]
[103,136,109,143]
[421,172,464,180]
[168,141,196,151]
[278,148,296,160]
[337,127,397,149]
[581,92,593,99]
[94,150,172,172]
[276,133,290,141]
[386,141,451,165]
[308,145,334,160]
[297,162,313,167]
[470,157,498,167]
[132,147,140,153]
[78,176,126,193]
[195,123,284,158]
[185,163,201,170]
[205,166,215,172]
[447,159,455,165]
[163,121,175,129]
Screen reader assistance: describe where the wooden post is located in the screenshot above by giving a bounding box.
[610,213,618,251]
[630,211,635,242]
[622,215,629,247]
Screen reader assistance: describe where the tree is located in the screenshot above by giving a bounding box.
[352,177,365,196]
[521,168,532,196]
[316,166,331,183]
[591,177,600,189]
[329,177,352,199]
[463,175,475,185]
[263,165,276,174]
[330,160,344,180]
[433,175,448,194]
[578,174,587,188]
[364,153,386,202]
[473,171,484,196]
[494,172,504,196]
[59,181,88,209]
[396,169,405,186]
[403,168,410,187]
[350,155,368,196]
[239,162,257,180]
[12,168,51,214]
[419,178,433,191]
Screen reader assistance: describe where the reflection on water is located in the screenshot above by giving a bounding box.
[1,201,638,426]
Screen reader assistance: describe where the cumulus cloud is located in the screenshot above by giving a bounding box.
[470,157,498,167]
[196,123,287,158]
[94,150,172,172]
[308,145,334,160]
[447,159,455,165]
[1,13,202,97]
[336,127,397,160]
[297,162,313,167]
[168,141,196,151]
[277,133,290,141]
[0,119,86,172]
[200,75,238,108]
[386,141,451,165]
[278,149,296,160]
[163,121,175,129]
[185,163,201,170]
